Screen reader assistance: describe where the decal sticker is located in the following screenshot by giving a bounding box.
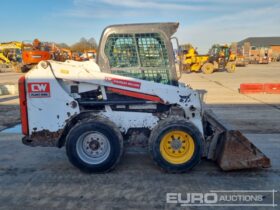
[179,94,191,103]
[60,69,69,74]
[28,82,50,98]
[105,77,141,89]
[31,55,42,58]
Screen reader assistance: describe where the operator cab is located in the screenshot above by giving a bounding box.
[97,23,180,86]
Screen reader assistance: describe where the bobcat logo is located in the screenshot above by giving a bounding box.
[179,94,191,104]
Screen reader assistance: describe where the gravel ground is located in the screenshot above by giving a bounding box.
[0,133,279,210]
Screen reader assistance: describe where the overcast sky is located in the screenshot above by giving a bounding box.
[1,0,280,53]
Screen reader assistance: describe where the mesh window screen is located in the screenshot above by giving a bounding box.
[136,33,169,67]
[104,33,171,84]
[104,34,138,68]
[136,33,170,84]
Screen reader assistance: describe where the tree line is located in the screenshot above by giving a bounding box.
[57,37,98,52]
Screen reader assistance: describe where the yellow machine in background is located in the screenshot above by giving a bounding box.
[0,41,22,65]
[208,44,236,73]
[235,55,247,67]
[181,44,236,74]
[0,52,11,64]
[181,46,209,73]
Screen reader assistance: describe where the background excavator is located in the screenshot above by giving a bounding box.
[1,40,96,71]
[0,52,10,65]
[20,39,52,72]
[19,23,270,173]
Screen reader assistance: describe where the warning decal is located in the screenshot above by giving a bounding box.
[105,77,141,89]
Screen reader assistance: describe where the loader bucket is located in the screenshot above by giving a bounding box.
[203,109,271,171]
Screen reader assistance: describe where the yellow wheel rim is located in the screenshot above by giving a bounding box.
[160,130,195,164]
[206,67,212,73]
[203,64,213,74]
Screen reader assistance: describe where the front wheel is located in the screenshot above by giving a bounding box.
[182,64,191,73]
[66,117,123,173]
[201,62,214,74]
[226,62,236,73]
[149,117,203,173]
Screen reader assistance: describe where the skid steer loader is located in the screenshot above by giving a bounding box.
[18,23,270,173]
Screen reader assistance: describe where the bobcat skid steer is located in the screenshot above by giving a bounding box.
[18,23,270,173]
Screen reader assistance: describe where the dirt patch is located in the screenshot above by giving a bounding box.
[0,104,20,131]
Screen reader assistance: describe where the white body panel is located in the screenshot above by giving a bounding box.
[26,66,80,132]
[25,60,203,136]
[101,111,159,133]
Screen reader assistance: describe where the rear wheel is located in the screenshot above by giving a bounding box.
[226,62,236,73]
[149,117,203,173]
[182,64,191,73]
[66,117,123,173]
[201,63,214,74]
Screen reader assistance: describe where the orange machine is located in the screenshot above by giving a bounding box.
[53,48,85,62]
[72,52,83,61]
[21,39,52,72]
[53,48,72,62]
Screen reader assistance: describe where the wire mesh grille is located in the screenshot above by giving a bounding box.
[104,34,138,68]
[104,33,171,84]
[136,33,169,67]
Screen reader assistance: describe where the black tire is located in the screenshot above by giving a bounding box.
[21,65,30,73]
[183,64,191,73]
[66,116,123,173]
[149,117,203,173]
